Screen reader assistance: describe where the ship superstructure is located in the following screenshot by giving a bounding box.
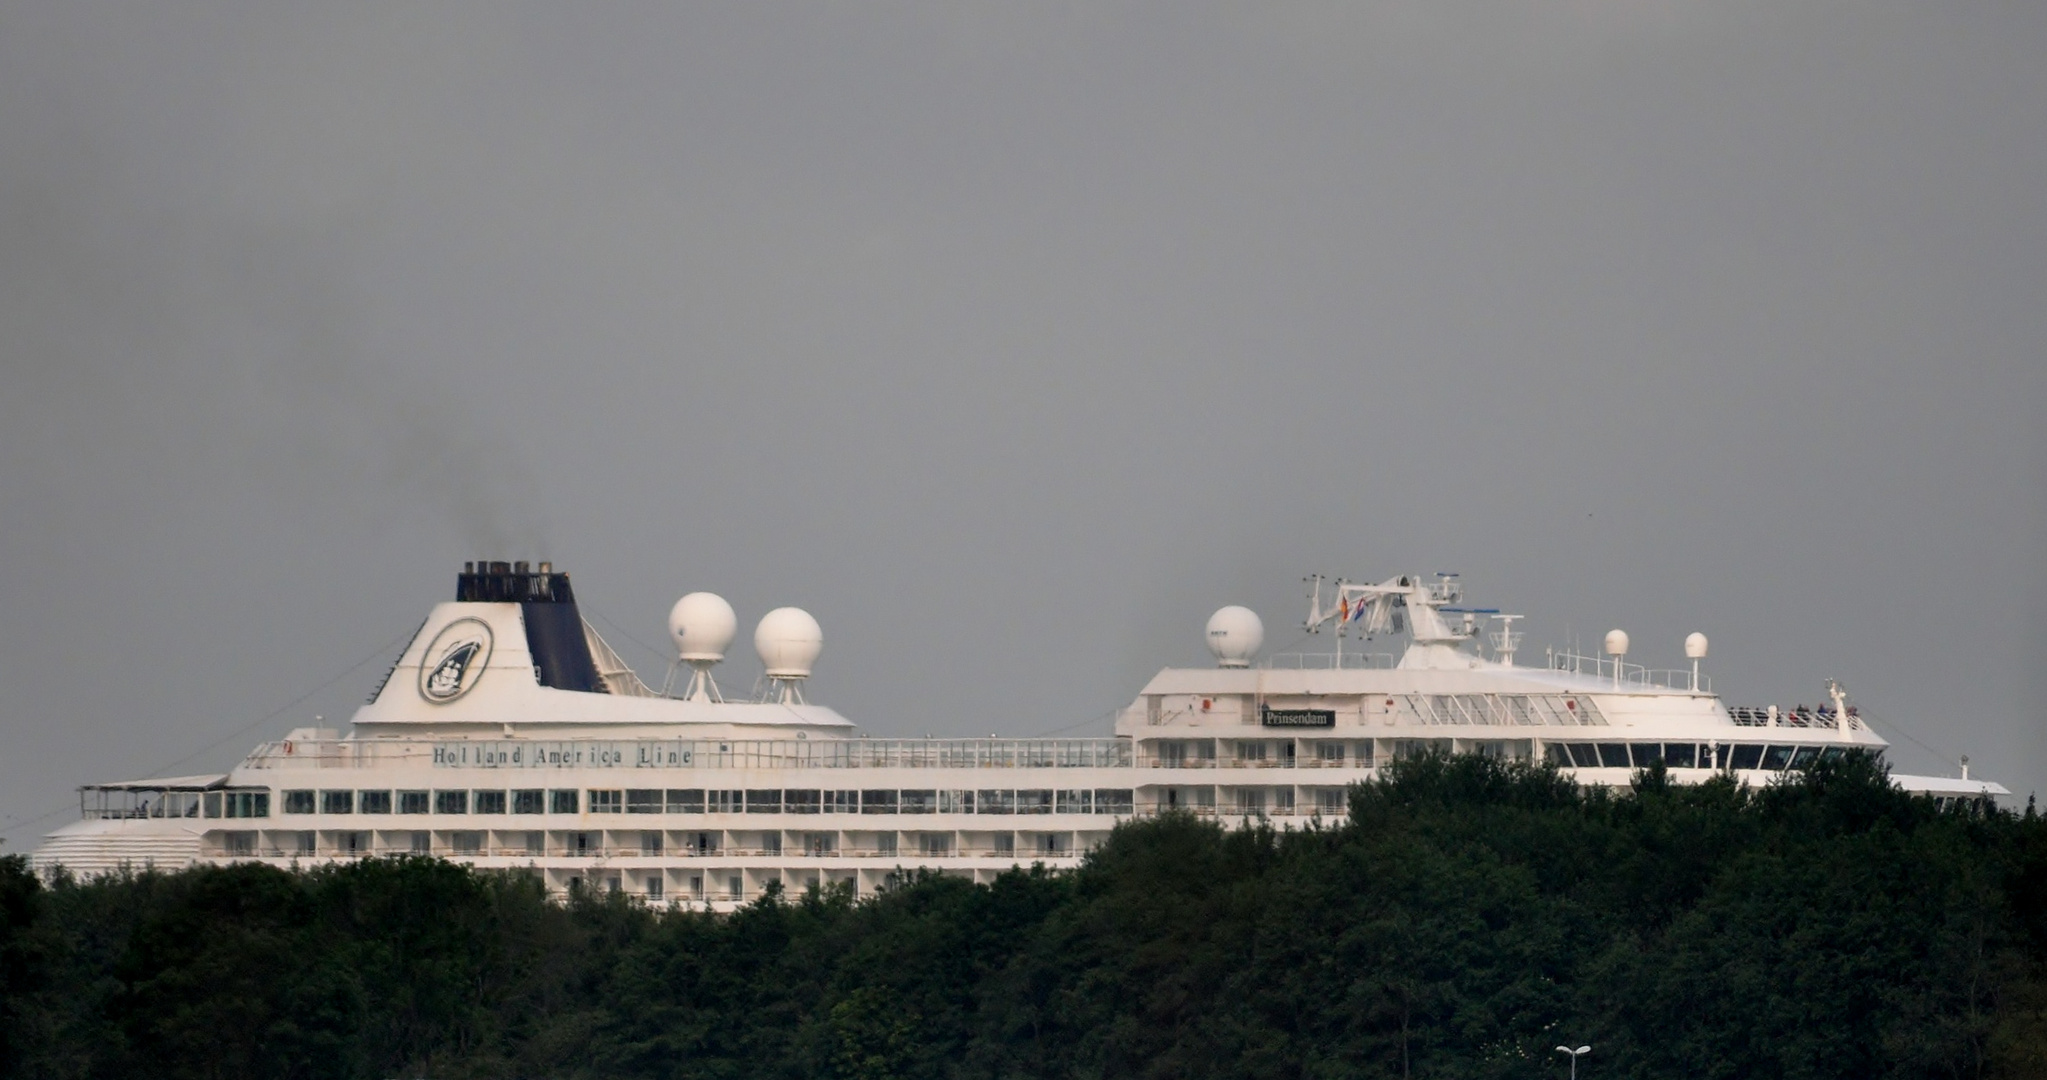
[34,563,2006,907]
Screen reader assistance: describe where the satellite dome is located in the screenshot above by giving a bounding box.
[1604,629,1630,656]
[1205,606,1264,668]
[1684,632,1709,659]
[668,593,738,663]
[755,607,823,678]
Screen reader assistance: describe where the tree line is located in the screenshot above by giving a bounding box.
[3,751,2046,1079]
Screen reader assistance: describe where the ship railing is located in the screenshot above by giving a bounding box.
[1544,651,1711,693]
[1726,705,1862,731]
[1261,652,1398,670]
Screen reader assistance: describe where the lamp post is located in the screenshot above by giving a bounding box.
[1555,1044,1591,1079]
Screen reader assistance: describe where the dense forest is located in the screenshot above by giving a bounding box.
[4,753,2046,1079]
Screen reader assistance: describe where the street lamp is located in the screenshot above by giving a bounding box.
[1555,1045,1591,1079]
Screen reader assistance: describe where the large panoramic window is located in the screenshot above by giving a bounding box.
[745,790,782,814]
[224,791,270,818]
[823,790,857,813]
[1017,790,1053,815]
[472,790,507,815]
[512,789,544,814]
[977,790,1015,814]
[589,790,623,814]
[434,790,469,815]
[784,790,821,814]
[359,790,392,814]
[399,790,429,814]
[282,790,315,814]
[899,790,936,814]
[1056,790,1092,814]
[667,789,705,813]
[320,790,353,814]
[860,790,897,814]
[626,789,663,814]
[1093,789,1134,814]
[549,789,579,814]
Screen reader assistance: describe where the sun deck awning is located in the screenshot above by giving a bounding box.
[83,774,229,792]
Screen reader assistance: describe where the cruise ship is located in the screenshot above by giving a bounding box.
[32,562,2008,907]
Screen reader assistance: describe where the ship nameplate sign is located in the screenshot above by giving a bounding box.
[1258,707,1335,728]
[432,741,694,768]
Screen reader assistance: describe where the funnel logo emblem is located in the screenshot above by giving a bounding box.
[419,618,493,703]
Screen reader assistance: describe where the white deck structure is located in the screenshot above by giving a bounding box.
[34,564,2006,907]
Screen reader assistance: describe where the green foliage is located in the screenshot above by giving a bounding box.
[6,754,2045,1079]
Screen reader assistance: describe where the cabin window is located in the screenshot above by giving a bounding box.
[1238,742,1268,764]
[760,833,782,855]
[977,790,1015,814]
[224,791,269,818]
[410,832,430,854]
[667,789,705,813]
[1237,789,1266,813]
[860,790,897,814]
[1056,790,1092,814]
[1316,789,1347,815]
[784,790,821,814]
[875,834,897,856]
[690,875,704,898]
[223,831,255,856]
[1017,790,1053,815]
[686,832,717,854]
[823,790,857,813]
[1093,789,1134,815]
[526,831,544,855]
[900,790,937,814]
[727,876,743,898]
[1036,833,1068,855]
[549,789,579,814]
[626,789,663,814]
[434,790,469,815]
[1317,742,1345,764]
[920,834,951,856]
[295,831,316,854]
[993,834,1015,856]
[473,790,507,815]
[283,790,316,815]
[641,832,663,855]
[572,832,594,855]
[399,790,430,814]
[646,877,663,901]
[804,832,836,856]
[1729,745,1765,770]
[452,832,482,855]
[707,790,741,813]
[359,790,392,814]
[745,790,782,813]
[320,791,353,814]
[341,831,365,854]
[512,789,544,814]
[589,790,622,813]
[1158,742,1186,767]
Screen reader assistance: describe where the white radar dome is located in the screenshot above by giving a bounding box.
[668,592,738,662]
[755,606,823,678]
[1604,628,1630,656]
[1685,632,1709,659]
[1206,606,1265,668]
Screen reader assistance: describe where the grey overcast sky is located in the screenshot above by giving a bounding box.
[2,2,2042,847]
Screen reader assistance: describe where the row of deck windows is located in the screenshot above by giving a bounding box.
[282,788,1139,816]
[1544,742,1871,771]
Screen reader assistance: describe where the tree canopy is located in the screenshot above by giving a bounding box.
[5,752,2044,1079]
